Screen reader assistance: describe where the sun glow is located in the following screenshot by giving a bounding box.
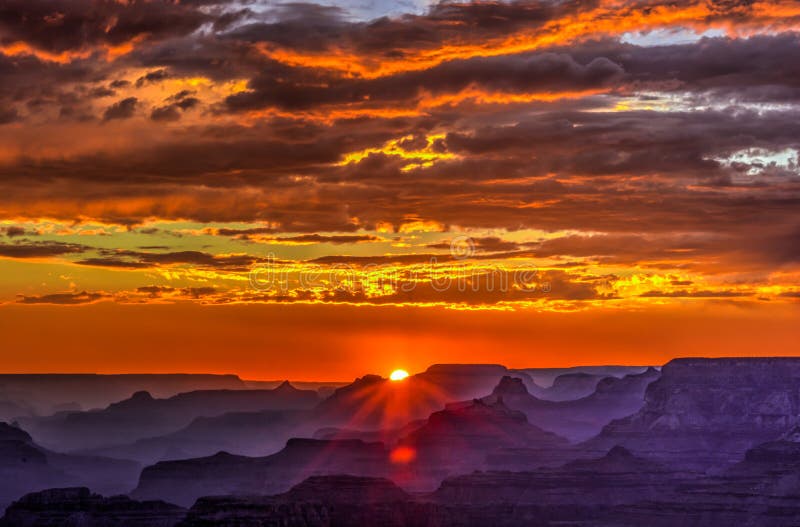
[390,369,410,381]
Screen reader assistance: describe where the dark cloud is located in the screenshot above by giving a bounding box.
[226,1,582,54]
[150,105,182,122]
[137,285,176,296]
[214,226,277,237]
[223,52,623,112]
[102,97,138,121]
[135,69,170,87]
[16,290,109,305]
[779,291,800,298]
[89,87,115,99]
[150,91,200,121]
[266,234,381,244]
[182,286,217,298]
[0,241,86,258]
[78,249,269,270]
[0,0,216,54]
[77,257,150,269]
[0,0,798,303]
[639,290,749,298]
[1,226,28,237]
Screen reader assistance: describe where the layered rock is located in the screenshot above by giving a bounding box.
[132,438,392,507]
[286,475,410,503]
[535,372,605,401]
[585,358,800,468]
[391,398,568,487]
[312,419,426,445]
[483,367,659,442]
[133,397,571,506]
[312,364,542,429]
[0,374,246,416]
[176,450,800,527]
[26,382,319,452]
[0,422,140,511]
[512,366,651,389]
[0,487,185,527]
[433,446,688,506]
[178,477,423,527]
[88,408,313,465]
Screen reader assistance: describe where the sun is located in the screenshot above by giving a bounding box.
[390,369,409,381]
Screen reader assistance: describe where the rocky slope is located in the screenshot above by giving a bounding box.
[0,374,246,416]
[395,399,568,485]
[132,397,570,505]
[131,438,392,507]
[175,447,800,527]
[585,357,800,468]
[536,372,605,401]
[24,381,319,452]
[434,446,689,506]
[0,422,140,511]
[482,367,660,442]
[0,487,185,527]
[312,364,542,429]
[512,366,651,389]
[89,408,313,465]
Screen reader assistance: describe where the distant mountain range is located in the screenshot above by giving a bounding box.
[19,381,321,451]
[0,422,139,511]
[5,358,800,526]
[484,368,660,441]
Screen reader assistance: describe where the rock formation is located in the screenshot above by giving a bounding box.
[585,358,800,468]
[483,367,660,442]
[0,487,185,527]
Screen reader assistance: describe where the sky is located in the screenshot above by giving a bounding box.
[0,0,799,379]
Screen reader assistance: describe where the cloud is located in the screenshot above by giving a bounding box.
[78,249,269,271]
[150,91,200,122]
[223,52,624,112]
[0,241,87,258]
[1,226,28,237]
[135,69,169,87]
[77,257,150,269]
[0,0,219,55]
[265,234,381,244]
[102,97,138,121]
[16,290,109,305]
[0,0,798,310]
[427,236,522,253]
[639,289,749,298]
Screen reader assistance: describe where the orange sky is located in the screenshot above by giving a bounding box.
[0,0,799,376]
[1,302,797,380]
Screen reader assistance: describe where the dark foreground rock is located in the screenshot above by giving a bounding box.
[13,442,800,527]
[0,487,185,527]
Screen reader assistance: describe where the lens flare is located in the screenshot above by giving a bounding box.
[390,446,416,463]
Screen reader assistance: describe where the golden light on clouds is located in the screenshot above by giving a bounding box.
[0,0,798,374]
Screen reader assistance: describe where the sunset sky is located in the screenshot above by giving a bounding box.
[1,0,799,379]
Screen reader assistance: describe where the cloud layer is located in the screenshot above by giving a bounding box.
[0,0,798,310]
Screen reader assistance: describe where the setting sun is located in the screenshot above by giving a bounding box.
[390,369,410,381]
